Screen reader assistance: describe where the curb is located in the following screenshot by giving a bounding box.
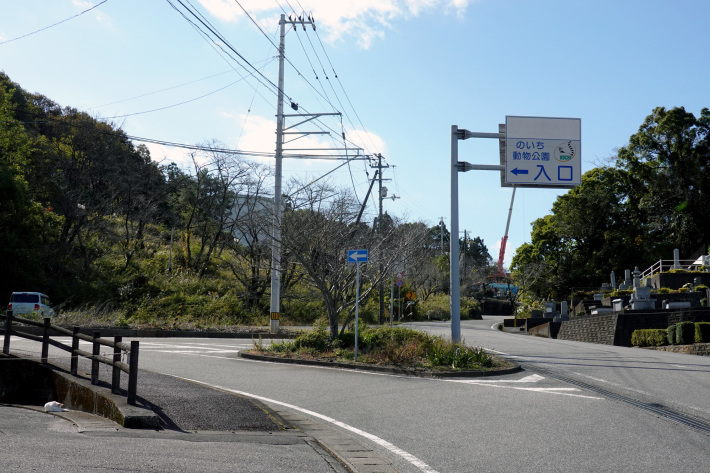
[239,352,522,378]
[48,363,161,429]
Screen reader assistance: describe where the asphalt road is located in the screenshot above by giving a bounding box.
[6,317,710,472]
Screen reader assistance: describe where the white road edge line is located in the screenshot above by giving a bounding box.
[172,375,441,473]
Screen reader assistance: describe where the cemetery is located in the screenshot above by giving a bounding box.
[508,250,710,354]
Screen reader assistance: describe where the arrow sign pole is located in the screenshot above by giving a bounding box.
[347,249,368,361]
[354,261,360,362]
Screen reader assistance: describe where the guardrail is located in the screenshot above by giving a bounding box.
[1,310,139,405]
[641,259,705,280]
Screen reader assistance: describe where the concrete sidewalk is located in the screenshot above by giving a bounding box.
[1,365,399,472]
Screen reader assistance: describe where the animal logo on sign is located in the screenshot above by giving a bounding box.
[554,141,576,162]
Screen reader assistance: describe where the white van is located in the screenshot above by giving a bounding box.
[7,292,55,318]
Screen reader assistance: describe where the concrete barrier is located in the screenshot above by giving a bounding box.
[0,354,159,428]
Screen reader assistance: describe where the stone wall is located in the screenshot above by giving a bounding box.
[558,309,710,347]
[557,313,618,345]
[646,343,710,356]
[651,272,710,290]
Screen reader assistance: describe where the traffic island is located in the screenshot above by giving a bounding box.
[240,351,521,378]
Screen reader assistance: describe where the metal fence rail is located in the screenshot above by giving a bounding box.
[1,310,139,405]
[641,258,707,280]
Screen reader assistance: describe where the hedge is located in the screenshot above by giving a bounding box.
[696,322,710,343]
[631,329,668,347]
[676,322,696,344]
[667,324,677,345]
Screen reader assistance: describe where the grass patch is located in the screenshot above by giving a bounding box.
[253,326,510,372]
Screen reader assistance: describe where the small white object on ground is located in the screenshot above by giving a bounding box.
[44,401,68,412]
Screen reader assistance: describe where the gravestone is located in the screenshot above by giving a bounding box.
[672,248,681,270]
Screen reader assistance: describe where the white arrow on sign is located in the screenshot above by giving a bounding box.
[347,249,369,263]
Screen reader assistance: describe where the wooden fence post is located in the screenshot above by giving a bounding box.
[41,317,51,364]
[3,310,11,354]
[71,327,80,376]
[127,340,139,405]
[112,336,122,394]
[91,331,100,385]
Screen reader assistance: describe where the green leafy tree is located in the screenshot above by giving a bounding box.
[616,106,710,257]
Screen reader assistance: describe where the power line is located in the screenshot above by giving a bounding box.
[101,75,257,120]
[165,0,282,98]
[313,28,381,156]
[0,0,109,45]
[95,69,234,108]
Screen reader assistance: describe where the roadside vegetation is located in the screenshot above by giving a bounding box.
[1,72,495,335]
[4,71,709,331]
[631,322,710,347]
[252,325,511,372]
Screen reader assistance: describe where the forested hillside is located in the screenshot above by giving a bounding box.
[0,72,494,332]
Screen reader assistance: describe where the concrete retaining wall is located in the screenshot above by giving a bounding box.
[558,309,710,347]
[0,354,158,428]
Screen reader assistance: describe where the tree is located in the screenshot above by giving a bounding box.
[511,107,710,301]
[0,82,59,297]
[616,106,710,257]
[281,181,430,340]
[219,161,273,309]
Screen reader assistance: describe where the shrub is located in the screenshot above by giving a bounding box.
[676,322,696,345]
[427,339,493,369]
[631,329,668,347]
[610,290,633,297]
[293,329,332,351]
[667,324,677,345]
[656,287,672,294]
[420,293,450,320]
[694,284,708,292]
[695,322,710,343]
[361,326,425,349]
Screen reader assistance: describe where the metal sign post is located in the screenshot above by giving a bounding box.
[450,118,580,342]
[348,249,368,361]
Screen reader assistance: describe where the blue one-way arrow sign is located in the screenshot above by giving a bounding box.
[347,249,369,263]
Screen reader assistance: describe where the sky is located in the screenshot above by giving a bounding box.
[1,0,709,270]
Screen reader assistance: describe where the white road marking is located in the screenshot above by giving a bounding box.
[452,374,545,384]
[173,376,441,473]
[447,373,604,399]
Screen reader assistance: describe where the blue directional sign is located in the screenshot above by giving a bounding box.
[347,249,369,263]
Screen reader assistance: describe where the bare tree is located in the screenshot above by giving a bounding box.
[281,179,432,340]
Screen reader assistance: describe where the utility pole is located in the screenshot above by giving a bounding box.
[370,153,396,324]
[268,13,366,333]
[439,218,446,254]
[269,13,316,333]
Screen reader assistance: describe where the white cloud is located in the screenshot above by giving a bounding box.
[198,0,473,48]
[143,142,196,169]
